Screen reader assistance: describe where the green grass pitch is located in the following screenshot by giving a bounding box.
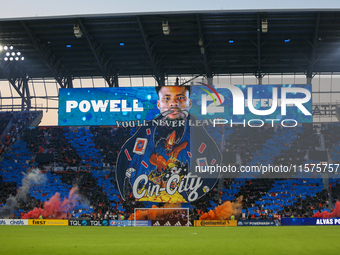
[1,226,340,255]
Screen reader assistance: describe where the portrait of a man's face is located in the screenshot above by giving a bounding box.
[156,86,192,120]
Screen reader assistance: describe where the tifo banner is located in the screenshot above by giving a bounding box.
[151,220,189,226]
[0,219,28,225]
[28,219,68,226]
[237,220,279,226]
[281,218,340,226]
[194,220,237,227]
[58,84,312,203]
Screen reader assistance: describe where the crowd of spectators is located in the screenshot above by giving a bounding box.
[1,115,340,221]
[90,126,132,167]
[0,112,39,156]
[223,125,274,164]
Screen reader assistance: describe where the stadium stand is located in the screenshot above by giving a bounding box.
[1,117,340,220]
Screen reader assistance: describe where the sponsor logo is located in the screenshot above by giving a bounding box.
[82,220,88,226]
[153,221,160,226]
[102,220,109,226]
[201,220,226,226]
[135,220,151,226]
[110,221,125,226]
[316,219,340,225]
[29,219,67,226]
[195,220,237,227]
[32,220,46,225]
[69,220,82,226]
[0,220,27,225]
[237,220,276,226]
[185,221,192,226]
[90,220,102,226]
[164,221,171,226]
[10,220,25,225]
[174,221,182,226]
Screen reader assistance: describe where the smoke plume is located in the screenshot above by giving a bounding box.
[22,187,82,219]
[129,203,183,220]
[199,196,243,220]
[312,201,340,218]
[0,169,47,218]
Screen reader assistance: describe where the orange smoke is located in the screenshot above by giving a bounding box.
[312,201,340,219]
[200,196,243,220]
[129,203,182,220]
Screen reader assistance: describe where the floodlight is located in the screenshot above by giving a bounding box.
[73,24,83,38]
[162,21,170,35]
[262,19,268,33]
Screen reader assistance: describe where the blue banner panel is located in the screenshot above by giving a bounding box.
[108,220,151,226]
[237,220,279,226]
[281,218,340,226]
[134,220,151,226]
[59,87,159,126]
[58,84,312,126]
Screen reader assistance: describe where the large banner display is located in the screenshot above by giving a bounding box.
[58,84,312,203]
[59,84,312,126]
[281,218,340,226]
[0,219,28,225]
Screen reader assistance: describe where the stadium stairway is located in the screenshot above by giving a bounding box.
[329,179,340,204]
[0,140,39,217]
[91,170,121,207]
[237,178,276,212]
[54,170,110,214]
[0,181,17,207]
[64,127,103,169]
[248,178,325,217]
[248,125,303,166]
[204,125,234,149]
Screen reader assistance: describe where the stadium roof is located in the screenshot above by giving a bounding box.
[1,9,340,87]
